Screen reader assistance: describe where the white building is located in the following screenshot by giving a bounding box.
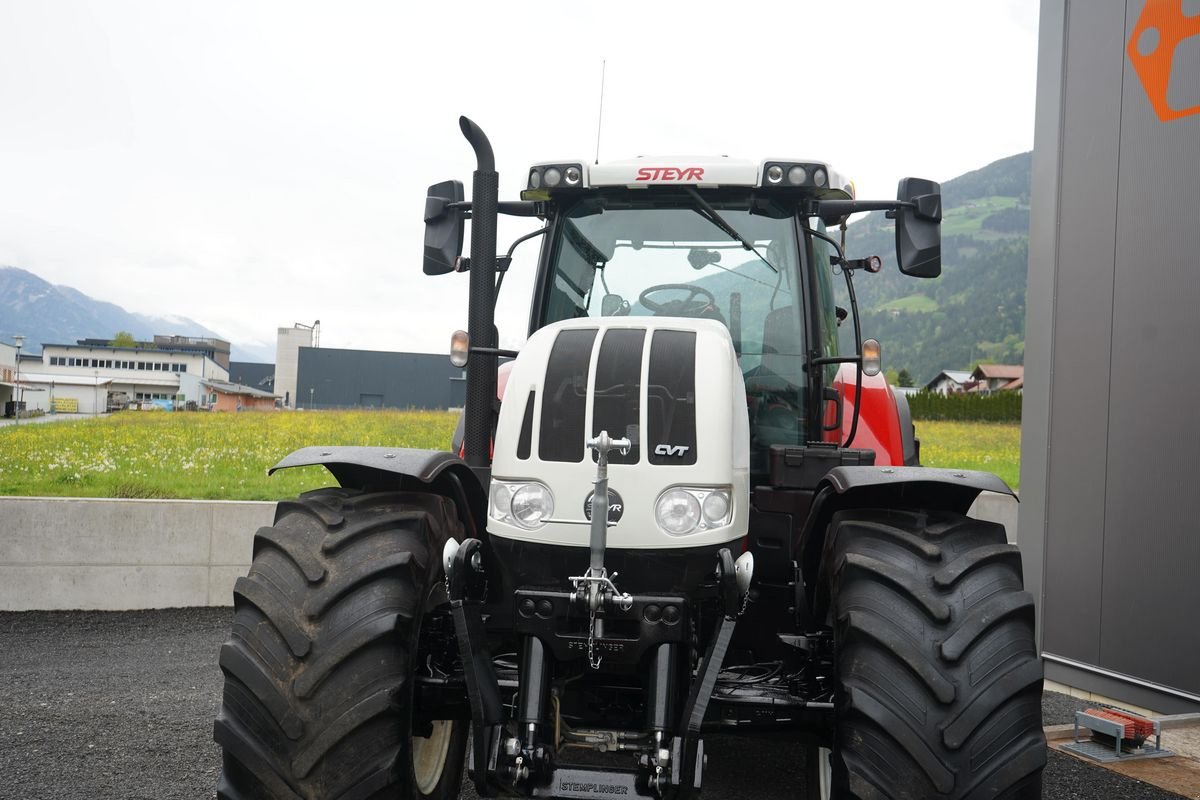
[21,341,230,414]
[0,340,16,409]
[923,370,973,395]
[275,323,316,409]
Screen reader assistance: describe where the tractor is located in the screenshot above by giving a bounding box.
[214,117,1045,799]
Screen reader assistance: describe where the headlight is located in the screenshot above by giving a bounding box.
[702,491,730,525]
[511,484,554,528]
[489,482,513,519]
[656,490,700,534]
[490,479,554,529]
[655,486,733,535]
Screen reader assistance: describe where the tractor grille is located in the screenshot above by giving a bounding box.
[536,326,698,465]
[538,328,597,463]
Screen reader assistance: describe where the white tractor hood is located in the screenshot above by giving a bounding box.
[488,317,750,550]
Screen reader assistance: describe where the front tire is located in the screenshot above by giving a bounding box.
[826,509,1045,799]
[214,488,468,800]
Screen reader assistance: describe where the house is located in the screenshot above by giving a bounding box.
[202,379,278,412]
[969,364,1024,393]
[924,370,973,395]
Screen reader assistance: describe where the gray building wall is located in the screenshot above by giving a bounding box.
[1023,0,1200,713]
[228,361,275,391]
[296,347,466,410]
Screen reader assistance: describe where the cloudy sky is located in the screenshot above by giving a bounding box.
[0,1,1040,357]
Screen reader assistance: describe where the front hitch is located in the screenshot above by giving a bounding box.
[569,430,634,669]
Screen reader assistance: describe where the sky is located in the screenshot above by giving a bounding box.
[0,1,1040,357]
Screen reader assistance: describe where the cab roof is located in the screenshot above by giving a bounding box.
[524,156,855,200]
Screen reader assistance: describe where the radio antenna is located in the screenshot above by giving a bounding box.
[594,60,606,164]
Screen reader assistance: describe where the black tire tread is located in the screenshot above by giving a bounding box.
[215,487,463,800]
[829,508,1045,800]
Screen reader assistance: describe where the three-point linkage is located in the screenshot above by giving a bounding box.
[571,430,634,668]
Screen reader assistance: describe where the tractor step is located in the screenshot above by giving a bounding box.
[532,767,650,799]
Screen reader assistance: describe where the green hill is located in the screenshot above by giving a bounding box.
[838,151,1031,384]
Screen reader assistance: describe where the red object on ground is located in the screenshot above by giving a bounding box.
[1086,708,1156,740]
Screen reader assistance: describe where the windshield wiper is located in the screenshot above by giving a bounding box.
[685,187,777,273]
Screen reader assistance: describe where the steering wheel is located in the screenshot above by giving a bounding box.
[638,283,718,317]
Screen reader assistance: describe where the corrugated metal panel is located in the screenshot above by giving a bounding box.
[1097,0,1200,694]
[1029,0,1200,707]
[1039,0,1128,666]
[295,348,465,410]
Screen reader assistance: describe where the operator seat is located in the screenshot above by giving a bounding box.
[759,306,805,388]
[745,306,805,447]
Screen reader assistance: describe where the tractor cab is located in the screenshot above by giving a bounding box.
[521,156,854,476]
[425,147,942,478]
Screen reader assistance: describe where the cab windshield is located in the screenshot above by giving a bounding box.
[538,193,810,472]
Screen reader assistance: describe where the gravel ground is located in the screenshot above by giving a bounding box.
[0,608,1183,800]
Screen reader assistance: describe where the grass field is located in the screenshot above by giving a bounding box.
[0,411,1020,500]
[0,410,458,500]
[916,420,1021,490]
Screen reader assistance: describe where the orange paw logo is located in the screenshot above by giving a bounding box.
[1127,0,1200,122]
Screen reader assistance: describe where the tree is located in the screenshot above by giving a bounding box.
[110,331,137,348]
[897,368,914,387]
[884,367,900,386]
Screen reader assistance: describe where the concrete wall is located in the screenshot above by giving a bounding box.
[0,497,272,611]
[970,491,1019,546]
[0,492,1018,611]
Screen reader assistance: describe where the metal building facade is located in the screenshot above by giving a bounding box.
[1023,0,1200,713]
[296,347,465,410]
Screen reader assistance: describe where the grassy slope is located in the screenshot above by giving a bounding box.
[938,196,1020,236]
[878,294,939,313]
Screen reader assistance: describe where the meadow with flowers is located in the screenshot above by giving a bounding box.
[0,410,458,500]
[0,411,1019,500]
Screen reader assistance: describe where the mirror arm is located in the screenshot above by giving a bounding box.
[440,200,542,218]
[812,198,911,226]
[470,346,519,358]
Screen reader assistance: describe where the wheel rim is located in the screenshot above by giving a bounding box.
[412,720,454,795]
[817,747,832,800]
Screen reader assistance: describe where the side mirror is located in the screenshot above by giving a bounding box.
[423,180,465,275]
[895,177,942,278]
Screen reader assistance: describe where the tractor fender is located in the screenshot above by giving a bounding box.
[270,446,488,538]
[798,466,1016,622]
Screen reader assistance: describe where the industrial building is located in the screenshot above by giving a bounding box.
[295,347,465,410]
[0,340,17,412]
[1022,0,1200,713]
[76,335,232,370]
[17,339,230,414]
[274,322,318,409]
[227,361,275,393]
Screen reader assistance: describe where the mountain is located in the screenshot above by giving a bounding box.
[841,152,1031,385]
[0,266,273,362]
